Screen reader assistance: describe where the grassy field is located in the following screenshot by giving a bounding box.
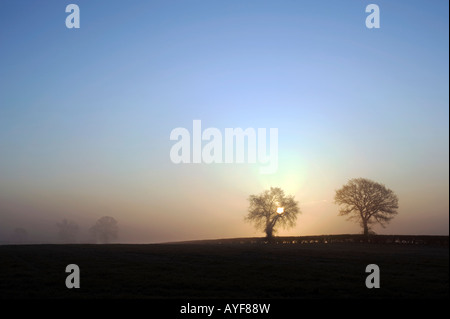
[0,239,448,299]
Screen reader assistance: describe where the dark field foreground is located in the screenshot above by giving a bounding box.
[0,239,448,299]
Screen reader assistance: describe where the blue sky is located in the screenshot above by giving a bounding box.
[0,0,448,242]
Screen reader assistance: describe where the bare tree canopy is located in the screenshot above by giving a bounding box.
[56,219,80,243]
[335,178,399,236]
[246,187,300,239]
[90,216,119,244]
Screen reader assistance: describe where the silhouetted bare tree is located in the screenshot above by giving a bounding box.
[56,219,80,243]
[246,187,300,239]
[90,216,118,243]
[335,178,399,237]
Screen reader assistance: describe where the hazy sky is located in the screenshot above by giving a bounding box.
[0,0,448,243]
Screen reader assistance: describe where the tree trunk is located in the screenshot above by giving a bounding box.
[265,226,274,239]
[363,221,369,241]
[265,215,280,240]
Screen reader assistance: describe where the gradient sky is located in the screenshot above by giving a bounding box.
[0,0,448,243]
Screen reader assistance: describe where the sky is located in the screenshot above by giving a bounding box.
[0,0,448,243]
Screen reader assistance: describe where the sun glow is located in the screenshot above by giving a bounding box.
[277,207,284,214]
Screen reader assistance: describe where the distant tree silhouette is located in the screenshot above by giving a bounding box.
[56,219,80,243]
[335,178,399,237]
[90,216,118,244]
[246,187,300,239]
[12,228,28,244]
